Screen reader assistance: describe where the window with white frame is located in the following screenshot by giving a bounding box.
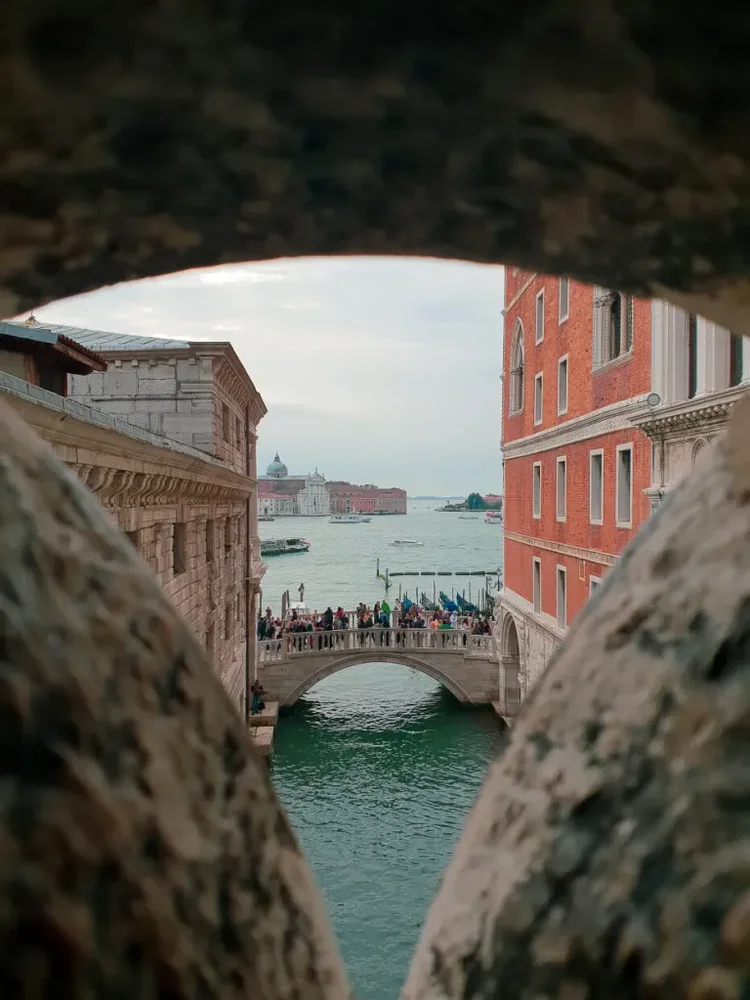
[589,575,602,596]
[556,457,567,521]
[534,372,543,424]
[559,277,570,322]
[616,445,633,526]
[589,450,604,524]
[532,462,542,519]
[557,356,568,415]
[556,566,567,628]
[509,321,525,413]
[535,290,545,344]
[532,558,541,614]
[593,288,633,367]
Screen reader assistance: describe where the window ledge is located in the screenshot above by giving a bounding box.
[593,351,633,375]
[615,520,633,530]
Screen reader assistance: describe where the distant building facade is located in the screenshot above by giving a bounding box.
[257,453,407,515]
[327,481,407,514]
[7,319,268,716]
[259,453,330,515]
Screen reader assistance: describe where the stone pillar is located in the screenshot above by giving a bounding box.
[741,334,750,383]
[698,320,730,393]
[651,300,689,404]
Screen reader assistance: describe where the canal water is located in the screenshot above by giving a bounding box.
[266,501,505,999]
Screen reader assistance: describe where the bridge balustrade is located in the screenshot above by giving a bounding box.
[257,628,494,663]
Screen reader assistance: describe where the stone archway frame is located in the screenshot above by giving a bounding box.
[282,650,475,705]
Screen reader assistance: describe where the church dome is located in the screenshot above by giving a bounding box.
[266,452,288,478]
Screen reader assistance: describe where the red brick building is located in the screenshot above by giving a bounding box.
[327,482,407,514]
[496,271,653,709]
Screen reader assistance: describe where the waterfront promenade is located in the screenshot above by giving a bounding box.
[256,627,500,706]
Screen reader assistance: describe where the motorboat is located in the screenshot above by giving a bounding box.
[260,537,311,556]
[485,511,503,524]
[329,513,372,523]
[391,539,424,546]
[458,515,479,520]
[258,515,276,521]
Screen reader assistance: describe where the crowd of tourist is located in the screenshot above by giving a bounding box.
[257,599,493,652]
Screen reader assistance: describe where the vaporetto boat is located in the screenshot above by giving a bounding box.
[260,537,311,556]
[329,513,372,523]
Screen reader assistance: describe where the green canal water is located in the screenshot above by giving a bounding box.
[271,664,506,1000]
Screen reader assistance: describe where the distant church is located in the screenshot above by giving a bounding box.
[258,453,330,516]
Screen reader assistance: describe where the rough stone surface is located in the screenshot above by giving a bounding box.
[3,0,750,336]
[3,3,750,999]
[0,400,349,1000]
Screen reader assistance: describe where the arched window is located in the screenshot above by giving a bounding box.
[509,322,525,414]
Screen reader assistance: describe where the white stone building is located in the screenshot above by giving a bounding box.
[259,453,330,516]
[632,305,750,507]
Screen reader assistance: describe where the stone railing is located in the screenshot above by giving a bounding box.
[257,628,495,663]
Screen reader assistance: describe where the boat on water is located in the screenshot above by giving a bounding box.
[260,537,310,557]
[458,515,479,520]
[391,539,423,546]
[258,515,276,522]
[485,511,503,524]
[329,513,372,524]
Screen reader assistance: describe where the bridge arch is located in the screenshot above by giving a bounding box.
[282,651,475,705]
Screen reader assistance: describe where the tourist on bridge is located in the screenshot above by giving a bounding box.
[381,598,391,626]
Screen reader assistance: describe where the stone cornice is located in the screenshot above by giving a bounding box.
[1,377,255,508]
[503,396,650,459]
[504,530,618,567]
[632,385,748,440]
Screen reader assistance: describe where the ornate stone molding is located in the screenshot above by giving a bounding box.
[633,385,748,440]
[503,396,650,459]
[503,530,618,567]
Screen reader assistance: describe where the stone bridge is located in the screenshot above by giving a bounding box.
[257,628,499,705]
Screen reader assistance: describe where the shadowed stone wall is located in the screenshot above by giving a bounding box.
[3,3,750,1000]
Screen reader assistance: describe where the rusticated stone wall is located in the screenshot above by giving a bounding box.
[0,368,264,715]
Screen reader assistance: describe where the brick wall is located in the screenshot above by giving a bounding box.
[499,271,654,694]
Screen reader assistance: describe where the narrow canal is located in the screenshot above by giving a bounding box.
[271,663,506,1000]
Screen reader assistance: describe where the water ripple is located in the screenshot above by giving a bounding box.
[271,663,505,1000]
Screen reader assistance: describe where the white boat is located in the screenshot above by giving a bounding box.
[485,511,503,524]
[391,539,424,546]
[329,513,372,523]
[260,537,311,556]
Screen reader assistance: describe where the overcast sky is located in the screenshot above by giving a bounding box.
[32,257,504,495]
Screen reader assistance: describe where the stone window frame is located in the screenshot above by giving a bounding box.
[532,557,542,615]
[222,401,231,442]
[535,289,545,345]
[224,602,232,640]
[224,515,233,555]
[559,277,570,323]
[508,320,525,415]
[532,461,542,520]
[593,288,633,369]
[556,564,568,628]
[557,354,568,416]
[589,574,602,596]
[533,371,543,425]
[589,449,604,526]
[556,455,567,522]
[125,529,139,551]
[615,442,634,529]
